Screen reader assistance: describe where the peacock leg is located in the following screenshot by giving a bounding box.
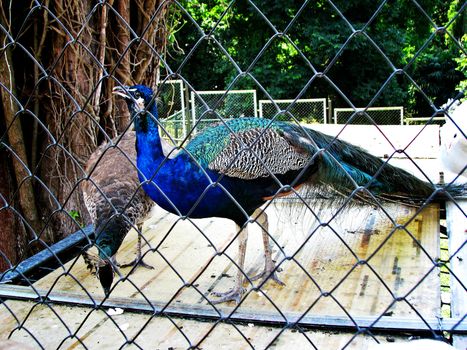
[118,223,154,270]
[211,224,248,304]
[249,210,285,286]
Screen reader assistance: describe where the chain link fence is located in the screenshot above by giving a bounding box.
[190,89,258,134]
[333,107,404,125]
[258,99,327,124]
[0,0,466,349]
[158,80,188,144]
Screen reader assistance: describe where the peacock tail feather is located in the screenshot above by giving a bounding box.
[183,118,447,204]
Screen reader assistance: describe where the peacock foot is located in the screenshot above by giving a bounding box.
[211,286,247,304]
[250,266,285,286]
[118,258,154,270]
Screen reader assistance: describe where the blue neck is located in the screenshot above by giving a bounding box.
[134,107,165,162]
[133,102,159,133]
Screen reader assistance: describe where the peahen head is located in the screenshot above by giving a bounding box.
[82,249,114,297]
[97,260,114,297]
[96,245,114,297]
[113,84,158,133]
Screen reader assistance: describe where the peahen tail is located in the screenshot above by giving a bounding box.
[299,126,465,204]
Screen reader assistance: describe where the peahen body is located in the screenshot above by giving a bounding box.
[114,85,463,304]
[81,131,154,296]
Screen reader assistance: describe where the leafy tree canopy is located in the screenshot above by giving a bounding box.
[166,0,465,118]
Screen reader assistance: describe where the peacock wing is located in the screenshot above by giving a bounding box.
[184,118,317,180]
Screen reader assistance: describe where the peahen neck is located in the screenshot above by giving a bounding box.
[98,243,113,261]
[96,216,129,260]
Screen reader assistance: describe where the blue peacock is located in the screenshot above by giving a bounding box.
[113,84,463,304]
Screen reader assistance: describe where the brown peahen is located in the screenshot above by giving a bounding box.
[81,131,154,296]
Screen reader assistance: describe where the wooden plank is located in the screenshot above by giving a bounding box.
[0,284,464,332]
[0,299,432,350]
[0,201,445,348]
[304,124,441,182]
[446,199,467,350]
[24,203,440,321]
[305,124,440,159]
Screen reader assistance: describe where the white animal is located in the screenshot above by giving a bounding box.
[440,99,467,183]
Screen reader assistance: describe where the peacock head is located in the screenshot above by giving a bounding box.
[113,84,158,133]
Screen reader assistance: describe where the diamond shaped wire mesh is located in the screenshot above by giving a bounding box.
[0,0,465,349]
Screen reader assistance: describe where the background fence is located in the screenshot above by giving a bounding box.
[190,89,258,134]
[158,82,416,144]
[333,107,404,125]
[158,80,187,143]
[0,0,465,349]
[258,98,327,123]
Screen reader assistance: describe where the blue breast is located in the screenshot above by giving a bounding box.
[137,152,235,218]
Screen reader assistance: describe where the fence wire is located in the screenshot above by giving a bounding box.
[333,107,404,125]
[0,1,466,349]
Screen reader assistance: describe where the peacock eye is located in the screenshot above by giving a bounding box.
[453,133,457,138]
[134,91,141,99]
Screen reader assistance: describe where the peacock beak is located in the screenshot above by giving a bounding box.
[112,86,132,99]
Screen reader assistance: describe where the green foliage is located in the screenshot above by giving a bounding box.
[454,35,467,96]
[69,210,83,227]
[167,0,465,117]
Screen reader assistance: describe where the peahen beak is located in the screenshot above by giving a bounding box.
[98,262,114,298]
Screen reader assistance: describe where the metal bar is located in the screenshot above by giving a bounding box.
[447,199,467,348]
[0,225,94,284]
[196,89,257,95]
[323,97,327,124]
[258,98,328,103]
[405,117,446,125]
[0,284,465,334]
[257,98,327,123]
[334,107,405,111]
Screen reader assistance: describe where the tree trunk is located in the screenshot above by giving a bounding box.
[0,0,171,267]
[0,144,26,272]
[134,0,170,89]
[114,0,132,133]
[37,0,97,240]
[0,37,44,246]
